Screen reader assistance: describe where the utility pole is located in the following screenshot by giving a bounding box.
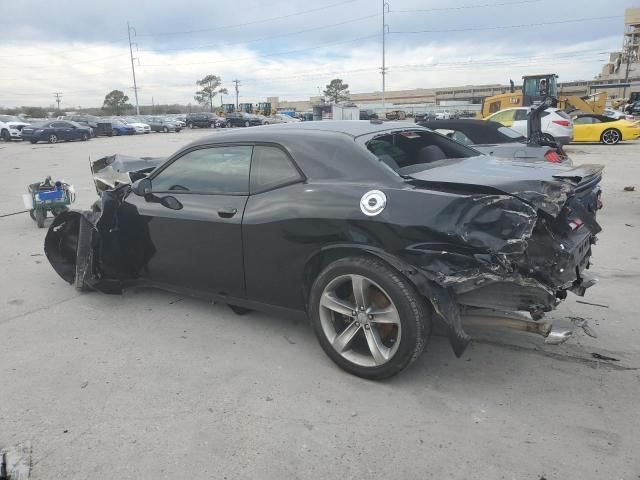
[127,21,140,115]
[53,92,62,111]
[381,1,389,109]
[233,79,241,110]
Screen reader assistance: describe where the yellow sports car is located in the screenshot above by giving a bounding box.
[572,114,640,145]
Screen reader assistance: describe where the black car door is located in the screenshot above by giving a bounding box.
[121,145,252,297]
[50,121,70,140]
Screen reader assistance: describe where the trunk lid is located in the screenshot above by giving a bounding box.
[403,155,603,216]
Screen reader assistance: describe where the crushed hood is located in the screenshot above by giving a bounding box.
[403,156,603,216]
[91,154,164,192]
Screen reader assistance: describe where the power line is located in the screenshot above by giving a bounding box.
[136,0,360,37]
[390,0,542,13]
[138,34,379,68]
[391,15,623,34]
[139,13,379,54]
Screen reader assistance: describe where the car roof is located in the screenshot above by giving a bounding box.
[228,120,422,138]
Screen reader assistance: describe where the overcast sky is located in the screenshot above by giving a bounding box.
[0,0,636,109]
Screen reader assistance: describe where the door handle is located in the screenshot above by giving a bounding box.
[217,207,237,218]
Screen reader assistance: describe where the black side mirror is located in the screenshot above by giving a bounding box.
[132,177,152,196]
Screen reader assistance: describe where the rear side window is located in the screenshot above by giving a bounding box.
[250,146,302,193]
[514,110,528,121]
[152,146,252,194]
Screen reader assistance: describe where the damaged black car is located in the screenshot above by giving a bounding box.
[45,121,603,379]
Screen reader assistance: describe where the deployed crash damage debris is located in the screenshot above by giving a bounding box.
[45,122,605,378]
[90,154,163,194]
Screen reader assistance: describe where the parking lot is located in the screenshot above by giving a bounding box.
[1,131,639,479]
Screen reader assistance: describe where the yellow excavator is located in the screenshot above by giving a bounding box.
[479,74,607,118]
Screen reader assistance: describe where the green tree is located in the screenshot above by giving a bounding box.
[102,90,132,115]
[194,75,228,112]
[323,78,350,104]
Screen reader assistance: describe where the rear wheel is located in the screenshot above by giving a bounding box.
[112,128,119,136]
[309,256,430,379]
[244,121,250,127]
[163,126,169,133]
[48,134,58,144]
[226,120,232,128]
[601,128,621,145]
[188,122,194,129]
[1,129,10,142]
[81,132,89,141]
[30,139,38,144]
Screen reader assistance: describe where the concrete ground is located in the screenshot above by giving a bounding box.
[0,129,639,479]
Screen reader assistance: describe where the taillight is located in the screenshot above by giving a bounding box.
[552,120,571,127]
[544,150,562,163]
[568,218,584,231]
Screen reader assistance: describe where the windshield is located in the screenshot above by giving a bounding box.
[364,129,480,174]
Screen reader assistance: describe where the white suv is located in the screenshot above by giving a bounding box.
[486,107,573,145]
[0,115,30,141]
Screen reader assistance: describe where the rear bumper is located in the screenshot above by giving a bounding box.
[555,135,572,146]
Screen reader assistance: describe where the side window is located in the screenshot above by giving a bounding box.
[488,110,515,125]
[152,146,252,194]
[514,109,529,121]
[574,117,592,125]
[250,146,302,193]
[51,122,66,128]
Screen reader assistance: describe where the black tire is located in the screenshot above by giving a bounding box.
[163,126,169,133]
[226,120,232,128]
[1,129,10,142]
[244,121,250,127]
[112,129,119,136]
[74,215,94,291]
[48,134,58,144]
[210,122,216,128]
[81,132,89,141]
[35,208,46,228]
[601,128,621,145]
[30,139,38,144]
[29,209,36,220]
[188,122,194,129]
[309,256,430,380]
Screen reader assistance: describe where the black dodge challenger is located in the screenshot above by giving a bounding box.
[45,121,603,379]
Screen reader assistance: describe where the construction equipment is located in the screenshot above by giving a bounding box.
[480,74,607,118]
[255,102,272,116]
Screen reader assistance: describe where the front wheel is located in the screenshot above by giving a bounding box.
[48,134,58,144]
[244,121,250,127]
[81,132,89,141]
[35,208,46,228]
[1,129,10,142]
[188,123,193,129]
[226,120,232,128]
[601,128,621,145]
[309,256,430,379]
[163,126,169,133]
[112,128,119,136]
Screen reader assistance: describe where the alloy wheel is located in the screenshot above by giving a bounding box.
[319,274,401,367]
[48,134,58,144]
[602,129,620,145]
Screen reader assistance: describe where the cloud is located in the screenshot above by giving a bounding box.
[0,0,632,108]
